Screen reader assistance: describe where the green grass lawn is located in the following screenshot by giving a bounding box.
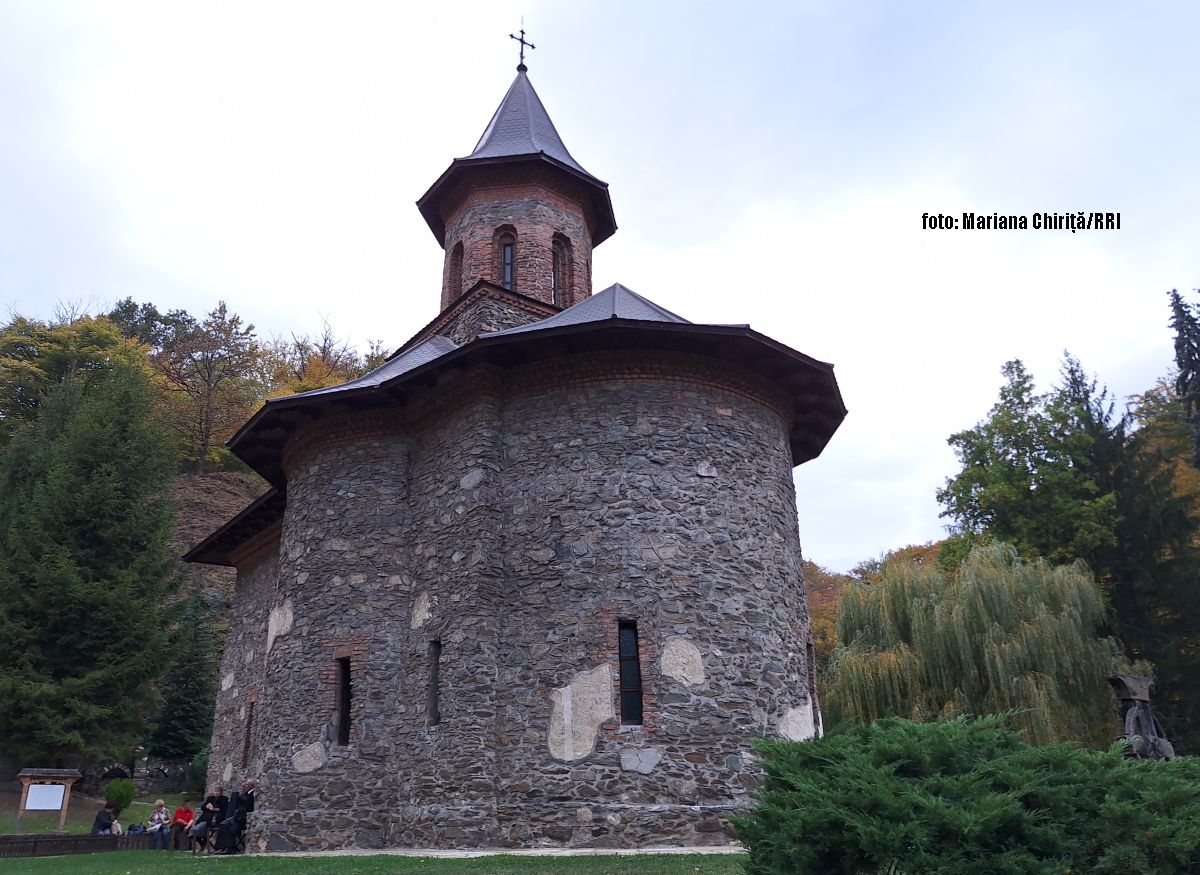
[0,850,746,875]
[0,800,95,837]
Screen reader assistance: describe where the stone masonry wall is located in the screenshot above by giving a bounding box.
[440,166,594,310]
[255,430,414,851]
[441,292,547,347]
[212,351,818,852]
[208,550,279,794]
[492,369,814,847]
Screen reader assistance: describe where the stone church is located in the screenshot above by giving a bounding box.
[186,59,846,852]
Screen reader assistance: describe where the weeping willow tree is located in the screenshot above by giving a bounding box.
[824,544,1136,747]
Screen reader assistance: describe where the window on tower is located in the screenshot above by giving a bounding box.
[551,234,572,307]
[448,241,464,300]
[495,227,517,291]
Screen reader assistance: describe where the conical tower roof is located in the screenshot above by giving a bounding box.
[465,67,596,179]
[417,66,617,246]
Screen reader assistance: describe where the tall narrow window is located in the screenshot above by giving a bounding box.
[335,657,352,745]
[551,234,572,307]
[501,241,514,289]
[241,701,255,768]
[447,241,464,300]
[617,621,643,725]
[495,227,517,291]
[427,640,442,726]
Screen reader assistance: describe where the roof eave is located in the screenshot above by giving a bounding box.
[230,319,845,482]
[416,154,617,247]
[182,487,284,566]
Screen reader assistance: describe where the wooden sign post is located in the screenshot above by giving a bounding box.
[14,769,82,833]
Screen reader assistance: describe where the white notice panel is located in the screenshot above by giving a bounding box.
[25,784,66,810]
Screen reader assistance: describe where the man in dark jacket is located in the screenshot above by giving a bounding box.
[212,780,255,855]
[188,786,227,848]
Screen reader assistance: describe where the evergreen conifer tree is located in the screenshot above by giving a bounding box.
[1169,289,1200,465]
[148,590,220,760]
[0,361,179,767]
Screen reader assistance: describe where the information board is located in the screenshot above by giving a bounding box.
[25,783,66,810]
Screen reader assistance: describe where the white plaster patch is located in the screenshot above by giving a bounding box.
[620,747,663,774]
[222,762,233,783]
[291,741,327,774]
[460,468,486,489]
[660,637,706,686]
[411,591,433,630]
[266,598,294,658]
[778,702,821,741]
[220,672,235,692]
[696,461,718,477]
[548,665,615,762]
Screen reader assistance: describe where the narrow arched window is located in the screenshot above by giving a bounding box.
[447,241,464,300]
[551,234,572,307]
[495,227,517,291]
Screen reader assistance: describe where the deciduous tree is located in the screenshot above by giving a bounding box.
[0,315,143,445]
[155,302,259,473]
[937,354,1200,751]
[824,545,1131,747]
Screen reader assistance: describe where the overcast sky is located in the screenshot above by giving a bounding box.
[2,1,1197,571]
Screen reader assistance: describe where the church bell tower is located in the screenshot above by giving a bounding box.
[417,55,617,314]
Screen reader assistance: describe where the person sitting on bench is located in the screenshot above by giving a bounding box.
[91,801,117,835]
[188,785,226,851]
[211,779,255,855]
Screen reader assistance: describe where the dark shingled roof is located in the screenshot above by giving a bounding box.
[483,283,691,337]
[466,68,595,179]
[417,69,616,247]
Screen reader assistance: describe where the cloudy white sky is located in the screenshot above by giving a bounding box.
[2,1,1197,571]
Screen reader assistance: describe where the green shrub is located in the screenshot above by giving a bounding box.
[103,778,135,816]
[185,749,209,795]
[735,716,1200,875]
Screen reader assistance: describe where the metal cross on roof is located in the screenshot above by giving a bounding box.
[509,27,535,70]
